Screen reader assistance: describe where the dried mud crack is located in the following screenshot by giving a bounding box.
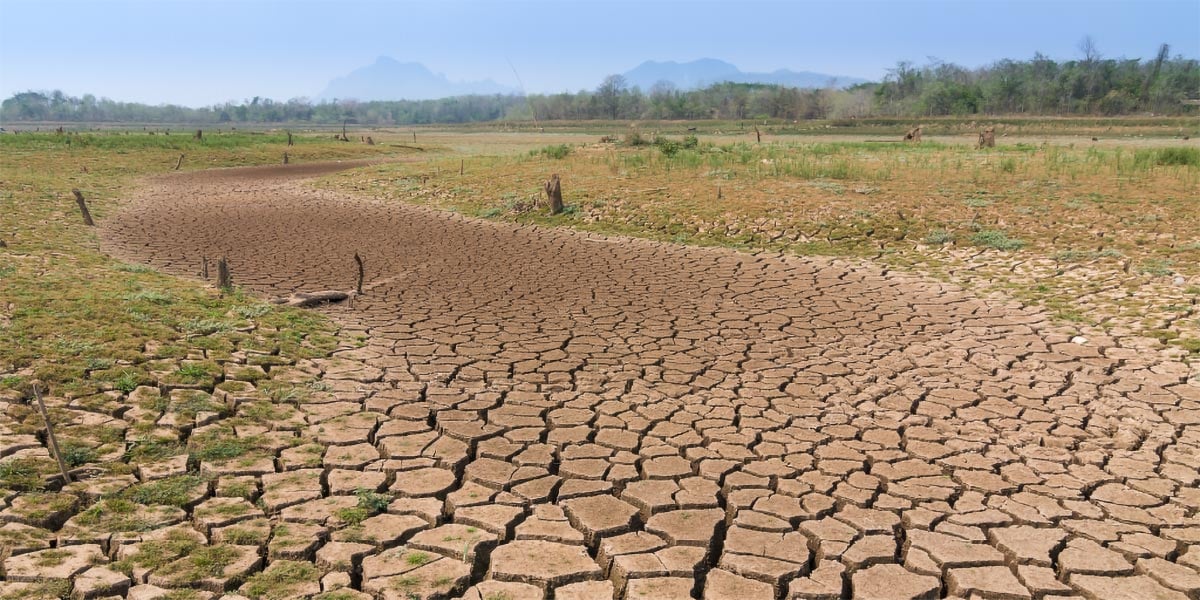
[7,160,1194,599]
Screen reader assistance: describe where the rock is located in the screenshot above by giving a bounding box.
[562,495,641,546]
[70,566,130,599]
[850,564,939,600]
[1069,574,1188,600]
[4,544,105,582]
[625,577,695,599]
[704,568,774,599]
[555,579,616,600]
[1058,538,1135,577]
[987,525,1068,566]
[488,540,602,591]
[460,580,545,600]
[946,566,1031,599]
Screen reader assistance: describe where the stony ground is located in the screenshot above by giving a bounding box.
[5,161,1198,599]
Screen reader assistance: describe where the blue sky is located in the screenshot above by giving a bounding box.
[1,0,1196,106]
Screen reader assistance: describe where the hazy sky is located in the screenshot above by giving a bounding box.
[1,0,1196,106]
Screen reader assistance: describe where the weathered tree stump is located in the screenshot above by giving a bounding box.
[545,174,563,215]
[977,127,995,149]
[194,129,203,141]
[904,126,922,142]
[366,136,374,145]
[71,189,95,226]
[216,257,231,291]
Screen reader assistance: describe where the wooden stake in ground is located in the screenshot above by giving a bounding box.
[904,126,923,142]
[754,125,762,143]
[201,256,209,279]
[175,154,185,171]
[71,189,95,226]
[287,131,294,146]
[460,159,464,176]
[977,127,995,149]
[194,129,203,141]
[354,252,364,295]
[544,174,564,215]
[342,120,348,142]
[717,186,723,200]
[32,384,71,484]
[216,257,231,291]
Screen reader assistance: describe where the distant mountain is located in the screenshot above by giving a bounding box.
[622,58,867,91]
[318,57,516,101]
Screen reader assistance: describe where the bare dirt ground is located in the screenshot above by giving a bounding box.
[96,162,1200,599]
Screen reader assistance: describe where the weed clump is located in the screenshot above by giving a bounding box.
[1132,147,1200,169]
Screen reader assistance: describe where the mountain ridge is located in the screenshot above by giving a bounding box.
[622,58,868,91]
[318,56,869,102]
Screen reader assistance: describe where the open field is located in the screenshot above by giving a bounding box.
[2,120,1200,600]
[323,129,1200,361]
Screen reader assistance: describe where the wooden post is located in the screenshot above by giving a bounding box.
[287,131,294,146]
[201,256,209,280]
[194,129,202,141]
[544,174,563,215]
[216,257,231,291]
[175,154,185,171]
[71,189,95,226]
[717,186,722,200]
[460,159,464,176]
[754,125,761,143]
[353,253,364,295]
[342,120,348,141]
[32,384,71,484]
[413,131,417,143]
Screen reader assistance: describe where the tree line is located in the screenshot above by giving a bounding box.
[3,51,1195,125]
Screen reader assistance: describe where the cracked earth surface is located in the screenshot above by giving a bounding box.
[71,161,1200,599]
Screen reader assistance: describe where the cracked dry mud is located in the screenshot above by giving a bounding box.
[29,160,1197,599]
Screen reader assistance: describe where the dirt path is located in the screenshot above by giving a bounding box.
[100,162,1200,599]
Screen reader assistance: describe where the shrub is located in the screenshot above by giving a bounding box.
[534,144,571,160]
[971,229,1025,250]
[624,132,648,147]
[654,136,682,157]
[924,229,953,244]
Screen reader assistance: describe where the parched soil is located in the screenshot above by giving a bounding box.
[92,162,1200,599]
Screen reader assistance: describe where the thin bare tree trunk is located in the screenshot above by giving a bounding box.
[354,253,364,295]
[33,385,71,484]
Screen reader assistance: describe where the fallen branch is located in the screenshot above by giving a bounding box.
[270,290,351,307]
